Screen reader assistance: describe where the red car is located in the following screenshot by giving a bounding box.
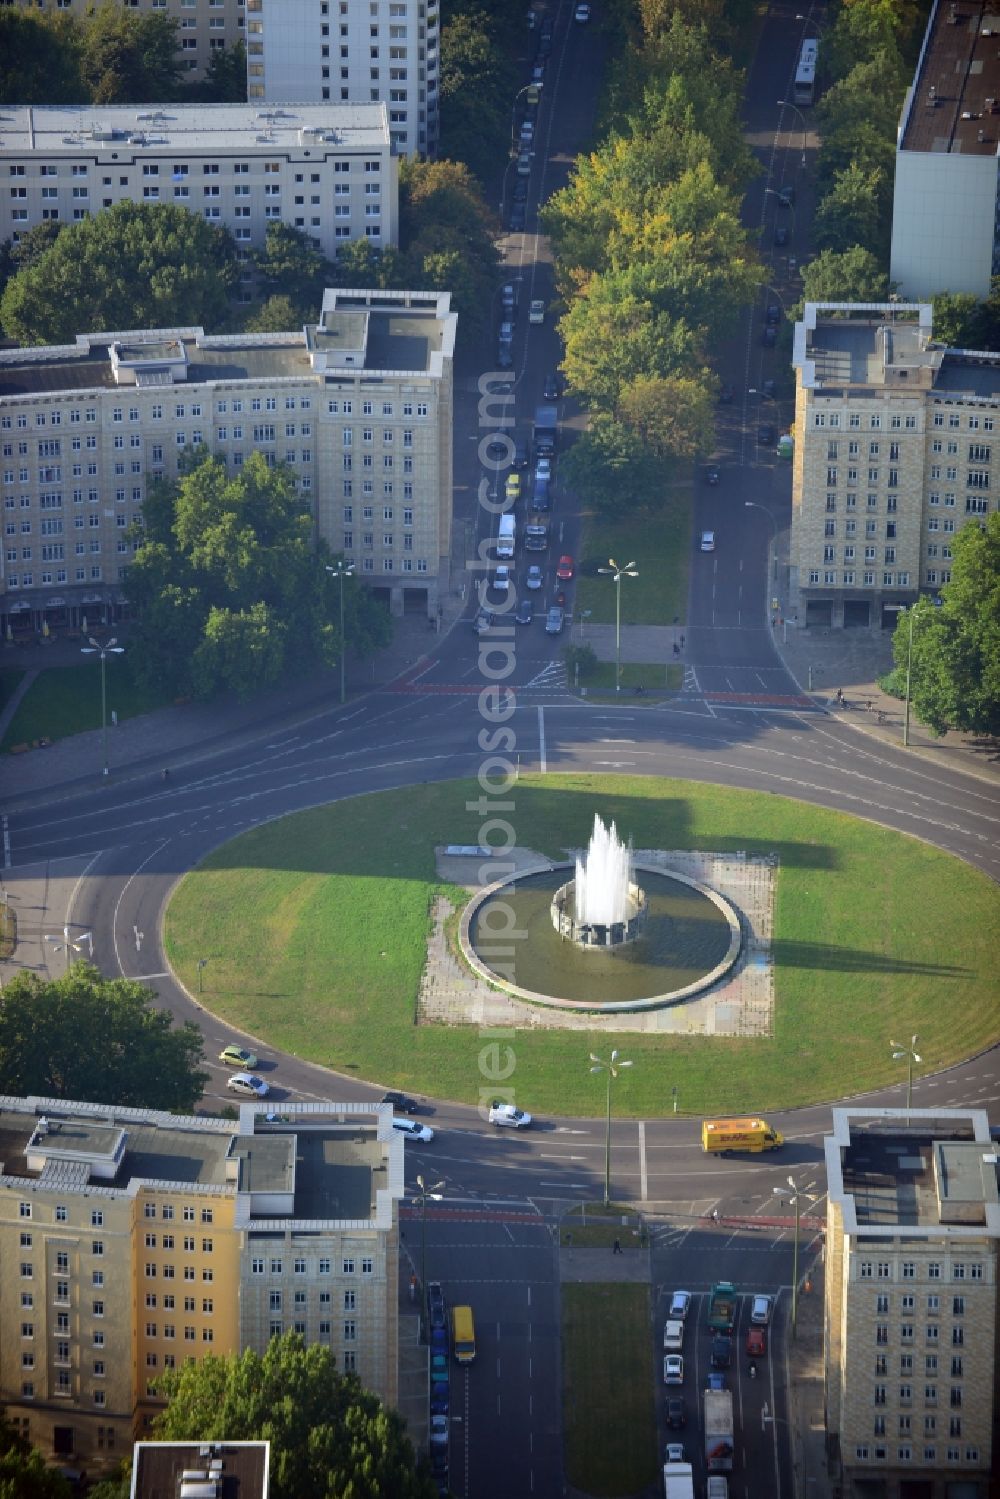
[556,554,574,581]
[746,1325,766,1358]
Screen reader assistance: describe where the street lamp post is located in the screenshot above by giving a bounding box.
[903,601,932,747]
[890,1034,922,1121]
[773,1175,818,1339]
[776,99,808,167]
[500,85,535,218]
[745,502,779,590]
[80,635,124,777]
[414,1173,444,1337]
[325,561,355,705]
[597,559,638,695]
[763,187,797,241]
[589,1049,633,1206]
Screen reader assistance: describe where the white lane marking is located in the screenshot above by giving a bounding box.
[537,704,546,773]
[111,839,171,978]
[639,1120,648,1202]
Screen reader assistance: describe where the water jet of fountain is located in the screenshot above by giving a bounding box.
[574,815,635,927]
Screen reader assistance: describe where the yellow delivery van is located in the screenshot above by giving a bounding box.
[701,1118,784,1154]
[451,1304,476,1363]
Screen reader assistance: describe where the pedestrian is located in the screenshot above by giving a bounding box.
[680,634,685,648]
[711,1208,720,1224]
[836,688,844,707]
[613,1237,622,1254]
[672,641,680,656]
[866,698,874,714]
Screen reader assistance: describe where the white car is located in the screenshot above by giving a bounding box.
[664,1354,684,1385]
[574,2,591,19]
[391,1118,435,1142]
[664,1443,686,1465]
[751,1294,773,1325]
[493,563,512,593]
[700,530,716,552]
[488,1102,533,1129]
[429,1413,449,1447]
[526,564,543,590]
[534,456,552,483]
[529,299,545,325]
[669,1290,692,1321]
[227,1072,269,1098]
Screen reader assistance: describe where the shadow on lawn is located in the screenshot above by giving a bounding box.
[769,939,970,978]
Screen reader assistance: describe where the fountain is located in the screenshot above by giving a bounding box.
[551,816,648,949]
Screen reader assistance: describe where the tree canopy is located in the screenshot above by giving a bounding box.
[399,157,501,337]
[0,202,238,345]
[153,1333,435,1499]
[890,512,1000,738]
[0,963,208,1112]
[0,1414,71,1499]
[127,452,390,702]
[797,246,890,309]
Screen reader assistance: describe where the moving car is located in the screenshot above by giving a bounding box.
[505,472,522,501]
[751,1294,773,1325]
[529,299,545,325]
[391,1117,435,1142]
[514,597,533,625]
[575,2,591,19]
[774,224,789,246]
[545,605,564,634]
[534,456,552,483]
[746,1325,767,1358]
[227,1073,269,1098]
[669,1290,692,1321]
[220,1044,257,1069]
[492,563,512,594]
[718,382,735,403]
[777,184,795,207]
[761,379,776,400]
[488,1102,533,1128]
[512,178,529,204]
[761,325,777,347]
[664,1354,684,1385]
[508,202,527,232]
[474,608,494,634]
[664,1443,687,1464]
[666,1396,686,1429]
[765,303,781,325]
[705,464,720,486]
[381,1090,418,1114]
[710,1335,732,1369]
[758,423,777,446]
[700,530,716,552]
[526,564,543,590]
[543,371,564,399]
[555,554,574,581]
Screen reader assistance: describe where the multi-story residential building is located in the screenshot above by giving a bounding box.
[824,1107,998,1499]
[0,0,247,81]
[0,103,397,268]
[889,0,1000,300]
[0,287,457,636]
[0,1095,403,1473]
[790,302,998,629]
[248,0,440,158]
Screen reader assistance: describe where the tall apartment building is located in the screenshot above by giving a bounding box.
[0,0,247,81]
[889,0,1000,300]
[0,103,397,268]
[0,1095,403,1474]
[0,287,457,635]
[790,302,998,629]
[247,0,440,158]
[824,1107,998,1499]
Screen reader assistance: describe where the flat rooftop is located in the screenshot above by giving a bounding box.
[900,0,1000,156]
[292,1131,387,1221]
[0,102,389,154]
[131,1440,268,1499]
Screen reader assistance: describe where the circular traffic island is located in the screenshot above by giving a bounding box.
[163,775,1000,1118]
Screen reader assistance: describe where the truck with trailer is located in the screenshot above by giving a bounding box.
[704,1388,734,1472]
[707,1282,737,1332]
[701,1117,784,1154]
[497,513,515,559]
[533,404,558,457]
[662,1461,695,1499]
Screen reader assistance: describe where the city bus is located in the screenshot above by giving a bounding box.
[451,1304,476,1363]
[793,38,818,106]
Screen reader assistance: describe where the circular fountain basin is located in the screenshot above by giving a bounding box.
[462,863,742,1012]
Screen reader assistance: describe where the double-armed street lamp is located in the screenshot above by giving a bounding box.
[773,1174,818,1339]
[81,635,124,777]
[414,1173,445,1336]
[597,559,638,694]
[589,1049,633,1206]
[890,1034,922,1121]
[325,560,354,705]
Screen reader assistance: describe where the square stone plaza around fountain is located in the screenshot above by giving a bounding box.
[418,848,776,1036]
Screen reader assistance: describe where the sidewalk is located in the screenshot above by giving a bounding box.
[787,1254,833,1499]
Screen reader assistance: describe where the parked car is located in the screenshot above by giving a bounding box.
[536,32,552,58]
[514,597,533,625]
[531,61,546,85]
[751,1295,773,1325]
[516,149,532,177]
[532,475,551,510]
[761,325,777,348]
[526,564,543,590]
[391,1117,434,1142]
[512,178,529,205]
[429,1414,449,1447]
[545,605,564,634]
[761,378,776,400]
[430,1386,450,1415]
[519,120,535,147]
[529,299,545,325]
[501,282,519,314]
[575,3,591,19]
[758,423,777,445]
[543,371,564,400]
[705,464,720,486]
[666,1396,686,1429]
[765,303,781,325]
[497,341,513,369]
[556,553,574,581]
[227,1072,269,1098]
[488,1102,533,1128]
[428,1282,446,1326]
[774,224,789,246]
[746,1325,767,1358]
[664,1354,684,1385]
[669,1290,692,1321]
[700,530,716,552]
[220,1044,257,1069]
[381,1090,418,1114]
[508,202,526,232]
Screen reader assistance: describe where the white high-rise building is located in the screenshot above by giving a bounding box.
[247,0,440,158]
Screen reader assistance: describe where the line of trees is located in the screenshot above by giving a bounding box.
[540,10,762,516]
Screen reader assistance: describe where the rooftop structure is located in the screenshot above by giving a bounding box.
[131,1440,270,1499]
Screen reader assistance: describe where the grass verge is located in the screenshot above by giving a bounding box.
[575,493,691,626]
[562,1282,657,1495]
[1,658,174,752]
[575,661,684,692]
[162,776,1000,1118]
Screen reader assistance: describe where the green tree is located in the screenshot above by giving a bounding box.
[399,158,501,335]
[192,602,288,701]
[0,1413,71,1499]
[618,372,715,462]
[558,415,666,518]
[930,291,984,350]
[0,10,82,105]
[242,294,303,334]
[798,246,890,308]
[188,40,248,103]
[438,7,517,182]
[79,2,182,103]
[154,1333,435,1499]
[813,161,889,258]
[253,222,331,314]
[0,963,208,1111]
[559,266,701,411]
[0,202,238,345]
[890,512,1000,738]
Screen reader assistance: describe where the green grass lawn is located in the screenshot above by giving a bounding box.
[575,491,691,627]
[575,661,684,692]
[1,658,174,752]
[562,1283,658,1495]
[162,776,1000,1118]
